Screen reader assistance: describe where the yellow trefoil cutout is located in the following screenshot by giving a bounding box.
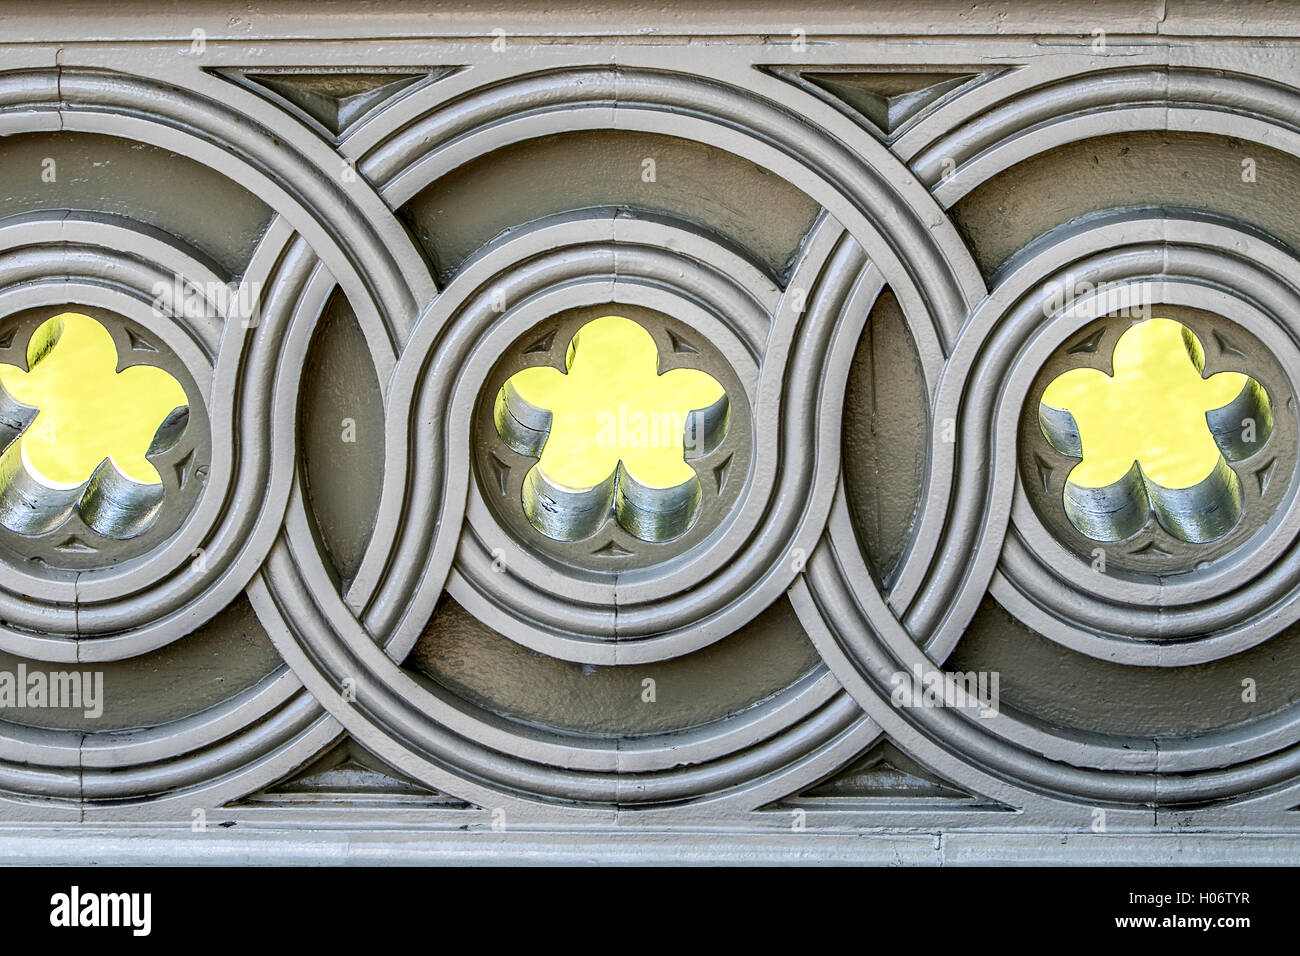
[1041,318,1248,490]
[0,312,187,487]
[504,315,726,491]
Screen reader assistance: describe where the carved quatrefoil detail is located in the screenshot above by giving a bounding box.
[0,312,190,541]
[1038,318,1273,544]
[494,315,730,543]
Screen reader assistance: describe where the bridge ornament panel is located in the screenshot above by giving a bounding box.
[0,4,1298,862]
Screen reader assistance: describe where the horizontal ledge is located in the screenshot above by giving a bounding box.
[0,825,1296,865]
[1,2,1292,44]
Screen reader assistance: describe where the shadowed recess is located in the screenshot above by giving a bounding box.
[0,132,273,278]
[840,287,928,585]
[251,739,470,806]
[951,131,1300,280]
[407,594,823,736]
[0,596,284,732]
[300,291,384,584]
[401,130,820,286]
[240,71,431,136]
[780,740,992,808]
[959,595,1300,737]
[797,70,980,134]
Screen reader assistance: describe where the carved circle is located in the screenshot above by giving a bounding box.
[0,303,207,565]
[1017,306,1288,570]
[246,63,993,806]
[473,301,752,574]
[981,214,1300,667]
[336,66,984,670]
[1003,269,1300,665]
[0,66,438,804]
[421,212,785,664]
[797,66,1300,811]
[799,215,1300,809]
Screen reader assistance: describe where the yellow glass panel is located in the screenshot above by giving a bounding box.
[506,315,725,490]
[0,312,187,487]
[1041,317,1247,489]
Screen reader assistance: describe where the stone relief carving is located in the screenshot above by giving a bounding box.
[0,6,1296,861]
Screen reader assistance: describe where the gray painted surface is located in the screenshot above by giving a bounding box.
[0,0,1297,862]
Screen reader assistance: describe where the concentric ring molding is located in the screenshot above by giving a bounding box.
[795,69,1300,809]
[353,211,880,664]
[0,219,342,803]
[243,65,990,808]
[1000,274,1300,664]
[250,230,894,803]
[0,66,427,662]
[5,44,1300,822]
[802,240,1300,806]
[918,212,1300,666]
[338,64,985,665]
[0,63,434,805]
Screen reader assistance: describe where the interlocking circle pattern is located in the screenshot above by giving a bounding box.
[2,50,1300,822]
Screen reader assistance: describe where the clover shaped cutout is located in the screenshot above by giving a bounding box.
[494,315,729,542]
[0,312,189,540]
[1038,317,1273,544]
